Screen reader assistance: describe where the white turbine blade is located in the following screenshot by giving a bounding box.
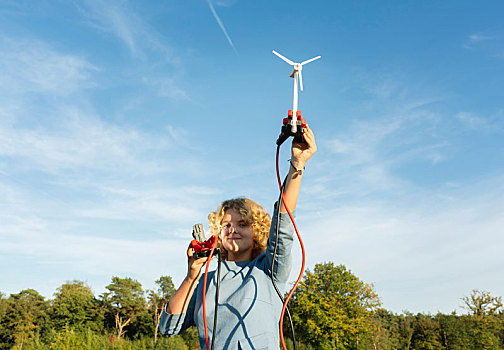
[299,70,304,91]
[301,55,321,66]
[272,50,295,65]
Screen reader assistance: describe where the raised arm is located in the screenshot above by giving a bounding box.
[265,125,317,282]
[280,124,317,213]
[165,245,208,314]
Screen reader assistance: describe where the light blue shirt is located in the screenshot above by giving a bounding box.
[159,208,295,349]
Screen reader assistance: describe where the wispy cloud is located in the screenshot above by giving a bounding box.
[463,28,503,50]
[0,37,97,96]
[207,0,238,54]
[468,34,494,43]
[74,0,141,57]
[456,111,504,134]
[74,0,176,62]
[71,0,187,100]
[0,108,222,296]
[298,172,504,314]
[296,75,504,313]
[463,33,494,49]
[141,76,190,101]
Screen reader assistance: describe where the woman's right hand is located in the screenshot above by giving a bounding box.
[166,243,213,315]
[186,243,212,282]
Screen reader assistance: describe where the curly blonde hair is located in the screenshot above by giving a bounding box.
[208,198,271,260]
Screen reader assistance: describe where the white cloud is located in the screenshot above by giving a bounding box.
[456,111,504,133]
[75,186,220,223]
[72,0,187,100]
[297,173,504,313]
[74,0,177,62]
[463,29,503,50]
[291,77,504,313]
[142,76,189,101]
[468,34,494,43]
[0,37,96,95]
[0,109,145,173]
[319,109,450,200]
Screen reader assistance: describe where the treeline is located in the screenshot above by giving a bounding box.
[0,277,199,349]
[286,262,504,349]
[1,263,503,350]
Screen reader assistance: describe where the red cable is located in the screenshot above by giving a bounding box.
[202,244,217,350]
[201,145,304,350]
[275,145,306,350]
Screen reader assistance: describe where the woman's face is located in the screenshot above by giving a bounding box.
[221,209,254,261]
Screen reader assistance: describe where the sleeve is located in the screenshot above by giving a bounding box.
[264,203,295,283]
[158,284,198,337]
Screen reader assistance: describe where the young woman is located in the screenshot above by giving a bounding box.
[159,125,317,349]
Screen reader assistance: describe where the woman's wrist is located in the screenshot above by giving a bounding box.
[289,158,306,173]
[185,272,200,284]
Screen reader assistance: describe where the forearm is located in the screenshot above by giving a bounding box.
[165,276,199,314]
[280,124,316,213]
[279,165,303,213]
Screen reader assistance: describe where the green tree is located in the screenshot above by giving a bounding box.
[50,280,104,333]
[289,262,381,350]
[459,289,504,349]
[462,289,503,317]
[366,309,404,350]
[0,292,10,349]
[409,314,442,350]
[436,312,473,350]
[102,276,146,340]
[181,325,201,350]
[0,289,49,349]
[147,275,176,344]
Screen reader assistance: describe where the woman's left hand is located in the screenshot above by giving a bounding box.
[291,124,317,169]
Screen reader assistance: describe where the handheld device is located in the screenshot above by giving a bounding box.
[276,110,307,146]
[190,224,217,259]
[192,223,206,242]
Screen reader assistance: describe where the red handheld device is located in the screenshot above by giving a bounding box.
[190,235,217,259]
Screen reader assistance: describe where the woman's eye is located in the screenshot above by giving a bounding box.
[239,223,248,228]
[223,223,231,228]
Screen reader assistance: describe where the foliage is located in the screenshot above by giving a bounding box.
[289,262,381,350]
[283,336,315,350]
[2,269,504,350]
[148,276,176,344]
[409,314,443,350]
[102,276,147,340]
[180,326,200,350]
[462,289,504,317]
[50,280,104,333]
[13,327,188,349]
[0,289,50,349]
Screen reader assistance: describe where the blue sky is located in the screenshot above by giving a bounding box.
[1,0,503,314]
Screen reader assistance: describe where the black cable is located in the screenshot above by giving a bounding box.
[270,174,297,349]
[211,249,221,350]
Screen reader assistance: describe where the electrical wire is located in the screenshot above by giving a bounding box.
[202,243,217,350]
[211,249,221,350]
[275,145,306,350]
[271,146,297,350]
[200,142,305,350]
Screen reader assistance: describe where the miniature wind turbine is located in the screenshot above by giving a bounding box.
[272,50,321,133]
